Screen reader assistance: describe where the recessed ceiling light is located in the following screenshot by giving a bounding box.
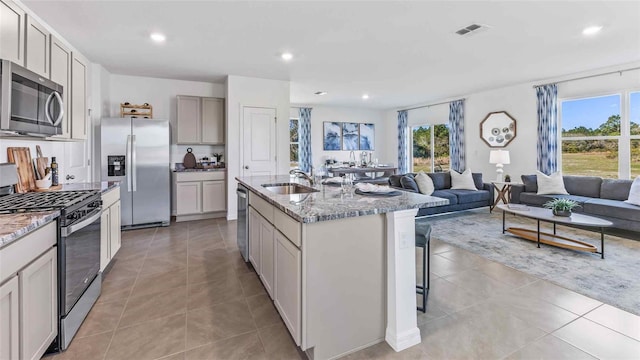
[582,25,603,36]
[281,52,293,61]
[314,91,327,96]
[150,33,166,43]
[362,94,369,100]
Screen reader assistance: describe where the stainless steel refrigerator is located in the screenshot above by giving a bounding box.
[101,118,170,228]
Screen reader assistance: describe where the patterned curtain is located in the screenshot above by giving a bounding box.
[448,100,465,172]
[298,108,313,173]
[397,110,409,174]
[536,84,558,175]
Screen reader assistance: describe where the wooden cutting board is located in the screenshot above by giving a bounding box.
[33,185,62,192]
[7,147,36,193]
[35,145,48,179]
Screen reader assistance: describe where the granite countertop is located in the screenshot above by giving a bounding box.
[173,168,227,172]
[55,181,120,193]
[0,211,59,249]
[236,175,449,223]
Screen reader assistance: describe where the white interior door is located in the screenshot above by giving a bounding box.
[242,107,277,177]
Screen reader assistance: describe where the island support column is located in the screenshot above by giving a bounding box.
[385,209,421,351]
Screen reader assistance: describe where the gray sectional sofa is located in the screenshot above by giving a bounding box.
[511,175,640,232]
[389,172,493,216]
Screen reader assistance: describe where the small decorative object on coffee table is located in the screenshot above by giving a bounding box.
[543,198,580,217]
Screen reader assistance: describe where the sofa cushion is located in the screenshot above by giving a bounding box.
[625,176,640,206]
[400,175,419,192]
[388,174,403,188]
[584,198,640,221]
[563,176,602,198]
[415,171,435,195]
[428,172,450,190]
[448,189,491,204]
[519,193,592,209]
[472,173,484,190]
[601,179,633,201]
[521,175,538,193]
[431,190,458,205]
[536,171,568,195]
[451,169,478,191]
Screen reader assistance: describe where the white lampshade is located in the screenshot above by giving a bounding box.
[489,150,510,165]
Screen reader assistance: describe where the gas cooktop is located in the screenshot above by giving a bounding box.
[0,190,98,213]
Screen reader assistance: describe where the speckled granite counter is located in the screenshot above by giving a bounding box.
[0,211,59,248]
[54,181,120,193]
[236,175,449,223]
[173,168,226,172]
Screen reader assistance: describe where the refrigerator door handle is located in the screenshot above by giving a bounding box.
[132,135,137,192]
[126,135,132,192]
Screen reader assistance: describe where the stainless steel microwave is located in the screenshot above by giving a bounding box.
[0,59,63,137]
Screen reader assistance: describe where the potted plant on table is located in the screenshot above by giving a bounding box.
[543,198,580,217]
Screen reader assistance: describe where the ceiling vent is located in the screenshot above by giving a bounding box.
[455,24,488,36]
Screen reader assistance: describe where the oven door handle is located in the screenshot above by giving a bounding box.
[61,208,102,237]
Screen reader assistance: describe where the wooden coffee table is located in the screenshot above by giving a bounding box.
[498,204,613,259]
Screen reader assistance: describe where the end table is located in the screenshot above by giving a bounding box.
[490,181,520,212]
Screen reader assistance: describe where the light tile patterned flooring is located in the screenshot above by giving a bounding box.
[48,219,640,360]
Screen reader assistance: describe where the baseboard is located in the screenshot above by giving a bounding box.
[175,212,226,222]
[385,327,421,352]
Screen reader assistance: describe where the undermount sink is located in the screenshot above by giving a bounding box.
[262,183,319,195]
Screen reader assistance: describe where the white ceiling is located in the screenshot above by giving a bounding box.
[23,1,640,110]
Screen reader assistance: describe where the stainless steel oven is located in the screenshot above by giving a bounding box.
[0,59,63,137]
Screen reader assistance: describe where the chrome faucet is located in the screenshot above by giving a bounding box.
[289,168,314,186]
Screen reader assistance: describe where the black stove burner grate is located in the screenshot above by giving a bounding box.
[0,190,98,212]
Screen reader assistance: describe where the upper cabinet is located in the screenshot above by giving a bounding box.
[49,35,71,138]
[70,52,88,140]
[25,15,49,78]
[176,96,225,144]
[0,0,25,65]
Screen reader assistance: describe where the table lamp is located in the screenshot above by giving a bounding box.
[489,150,510,182]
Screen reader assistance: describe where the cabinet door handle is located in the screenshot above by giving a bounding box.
[66,174,75,180]
[244,166,249,169]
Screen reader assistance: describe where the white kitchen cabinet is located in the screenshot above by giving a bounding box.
[259,216,275,298]
[101,187,121,271]
[49,35,71,138]
[274,230,302,345]
[70,51,88,140]
[248,207,261,272]
[25,15,49,78]
[176,96,225,144]
[201,97,225,144]
[173,172,226,221]
[176,182,202,215]
[0,0,25,65]
[202,180,226,213]
[20,247,57,360]
[0,275,19,360]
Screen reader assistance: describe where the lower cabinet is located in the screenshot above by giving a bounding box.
[0,275,19,360]
[274,231,302,346]
[173,172,226,221]
[248,207,261,272]
[259,216,275,299]
[101,188,121,271]
[20,247,57,360]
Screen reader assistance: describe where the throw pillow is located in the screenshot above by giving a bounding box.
[536,171,569,195]
[450,169,477,191]
[625,176,640,206]
[400,175,419,192]
[415,171,435,195]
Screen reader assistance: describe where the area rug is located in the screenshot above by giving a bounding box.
[426,208,640,315]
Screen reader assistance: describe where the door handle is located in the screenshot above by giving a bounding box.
[51,92,64,126]
[66,174,75,180]
[126,135,132,192]
[244,166,249,169]
[132,135,137,192]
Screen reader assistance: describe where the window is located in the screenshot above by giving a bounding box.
[289,118,299,168]
[631,92,640,177]
[561,95,620,178]
[411,124,450,173]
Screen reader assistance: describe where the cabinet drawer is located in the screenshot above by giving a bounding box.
[175,171,225,182]
[249,192,273,223]
[0,221,56,284]
[102,186,120,208]
[274,208,301,248]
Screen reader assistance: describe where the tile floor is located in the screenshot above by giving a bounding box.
[48,219,640,360]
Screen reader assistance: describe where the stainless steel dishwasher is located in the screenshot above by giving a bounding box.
[236,184,249,261]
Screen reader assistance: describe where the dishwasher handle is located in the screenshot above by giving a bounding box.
[236,189,247,199]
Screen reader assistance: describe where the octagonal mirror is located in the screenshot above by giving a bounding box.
[480,111,517,148]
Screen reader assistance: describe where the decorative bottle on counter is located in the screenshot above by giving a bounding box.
[51,157,59,186]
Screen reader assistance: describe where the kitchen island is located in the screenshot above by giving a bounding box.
[236,175,448,359]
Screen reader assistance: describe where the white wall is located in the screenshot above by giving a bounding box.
[226,75,290,219]
[108,74,226,166]
[290,105,392,167]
